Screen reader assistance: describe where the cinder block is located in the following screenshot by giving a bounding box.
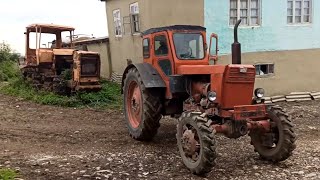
[272,98,286,103]
[286,94,311,99]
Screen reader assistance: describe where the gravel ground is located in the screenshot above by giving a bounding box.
[0,94,319,180]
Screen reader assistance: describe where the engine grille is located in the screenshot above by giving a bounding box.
[226,67,255,83]
[81,55,98,76]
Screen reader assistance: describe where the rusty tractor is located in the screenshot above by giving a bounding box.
[20,24,101,94]
[122,20,296,174]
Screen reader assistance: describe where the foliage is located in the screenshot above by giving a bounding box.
[0,43,20,82]
[0,169,17,180]
[0,61,19,81]
[76,80,122,108]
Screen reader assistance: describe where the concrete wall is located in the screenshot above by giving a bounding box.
[87,43,111,79]
[144,0,204,28]
[105,0,143,77]
[219,48,320,96]
[205,0,320,54]
[105,0,204,77]
[205,0,320,95]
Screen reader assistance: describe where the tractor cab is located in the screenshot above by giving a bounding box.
[24,24,75,68]
[141,25,255,108]
[142,26,214,74]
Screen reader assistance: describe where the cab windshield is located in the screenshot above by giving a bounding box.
[173,33,205,60]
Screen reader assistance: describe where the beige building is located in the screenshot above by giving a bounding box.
[101,0,204,82]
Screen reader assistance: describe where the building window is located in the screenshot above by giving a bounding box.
[287,0,312,24]
[113,9,122,37]
[130,2,140,34]
[154,35,168,56]
[143,38,150,58]
[230,0,261,26]
[255,63,274,76]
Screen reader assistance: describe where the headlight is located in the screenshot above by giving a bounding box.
[207,91,217,102]
[254,88,265,98]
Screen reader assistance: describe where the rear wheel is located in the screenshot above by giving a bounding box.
[176,112,216,175]
[249,105,296,162]
[123,68,162,141]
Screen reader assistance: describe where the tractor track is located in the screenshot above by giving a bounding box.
[0,94,319,180]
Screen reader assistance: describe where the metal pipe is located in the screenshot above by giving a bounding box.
[232,19,242,64]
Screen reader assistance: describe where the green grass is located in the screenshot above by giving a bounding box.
[0,169,17,180]
[0,78,122,109]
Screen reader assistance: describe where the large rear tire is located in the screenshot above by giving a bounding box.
[250,105,296,162]
[123,68,162,141]
[176,112,216,175]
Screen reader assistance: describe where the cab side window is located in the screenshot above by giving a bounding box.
[143,38,150,58]
[154,35,168,56]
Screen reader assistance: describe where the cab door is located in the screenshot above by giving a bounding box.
[152,32,174,77]
[152,32,174,98]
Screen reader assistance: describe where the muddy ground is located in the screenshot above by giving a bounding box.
[0,93,319,180]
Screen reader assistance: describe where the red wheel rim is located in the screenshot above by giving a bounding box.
[126,80,142,129]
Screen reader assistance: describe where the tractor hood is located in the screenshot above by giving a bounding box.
[53,49,74,56]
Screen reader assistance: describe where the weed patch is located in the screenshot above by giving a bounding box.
[0,78,122,109]
[0,169,17,180]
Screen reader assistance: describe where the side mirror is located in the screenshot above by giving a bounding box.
[209,33,219,64]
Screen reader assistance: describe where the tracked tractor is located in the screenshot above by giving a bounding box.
[122,20,296,175]
[20,24,101,94]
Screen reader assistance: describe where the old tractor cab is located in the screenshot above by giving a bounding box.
[21,24,101,94]
[122,20,296,175]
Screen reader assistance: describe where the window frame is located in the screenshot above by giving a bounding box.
[229,0,262,27]
[113,9,122,37]
[129,2,140,35]
[154,35,169,57]
[143,38,150,58]
[254,63,275,77]
[287,0,313,25]
[172,32,206,61]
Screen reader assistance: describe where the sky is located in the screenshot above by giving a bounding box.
[0,0,108,54]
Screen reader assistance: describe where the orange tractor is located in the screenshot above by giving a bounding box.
[122,20,296,174]
[21,24,101,94]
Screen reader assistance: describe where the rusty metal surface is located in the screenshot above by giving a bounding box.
[53,49,74,56]
[26,24,75,33]
[38,49,54,63]
[233,104,267,120]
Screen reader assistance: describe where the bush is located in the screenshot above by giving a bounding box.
[0,61,19,81]
[0,43,20,82]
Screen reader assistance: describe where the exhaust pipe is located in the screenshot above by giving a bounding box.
[232,19,242,64]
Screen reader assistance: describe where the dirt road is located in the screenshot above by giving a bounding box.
[0,94,319,180]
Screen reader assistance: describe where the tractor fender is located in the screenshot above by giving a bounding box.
[121,63,166,93]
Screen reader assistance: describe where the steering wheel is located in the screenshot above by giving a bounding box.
[180,47,193,59]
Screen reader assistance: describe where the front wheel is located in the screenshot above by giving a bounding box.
[250,105,296,162]
[176,112,216,175]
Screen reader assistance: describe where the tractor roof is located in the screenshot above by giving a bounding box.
[26,24,75,33]
[142,25,206,36]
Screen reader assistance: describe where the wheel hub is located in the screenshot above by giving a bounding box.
[181,125,200,161]
[126,81,142,128]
